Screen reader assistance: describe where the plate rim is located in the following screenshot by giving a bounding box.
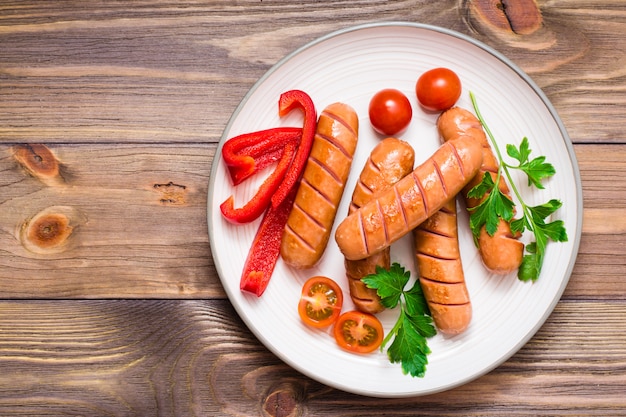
[207,21,584,397]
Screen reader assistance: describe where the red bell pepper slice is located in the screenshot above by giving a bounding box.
[270,90,317,208]
[240,186,297,296]
[221,127,302,185]
[220,140,297,224]
[222,89,317,295]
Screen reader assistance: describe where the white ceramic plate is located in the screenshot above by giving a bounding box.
[207,22,582,397]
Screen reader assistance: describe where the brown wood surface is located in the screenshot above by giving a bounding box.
[1,1,625,415]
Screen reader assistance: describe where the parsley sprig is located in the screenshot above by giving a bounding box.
[362,263,436,377]
[468,92,568,281]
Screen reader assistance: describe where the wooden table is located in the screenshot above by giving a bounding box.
[1,1,624,415]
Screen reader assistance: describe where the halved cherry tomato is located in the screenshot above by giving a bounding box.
[298,276,343,328]
[333,311,384,354]
[415,67,462,112]
[368,88,412,135]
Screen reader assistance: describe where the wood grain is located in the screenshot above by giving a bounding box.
[0,300,624,416]
[0,143,217,298]
[1,0,625,415]
[0,143,622,298]
[0,1,624,145]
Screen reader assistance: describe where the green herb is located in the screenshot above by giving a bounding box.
[362,263,436,377]
[468,92,568,281]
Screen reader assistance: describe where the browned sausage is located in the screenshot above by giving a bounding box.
[346,137,415,314]
[437,107,524,274]
[414,198,471,334]
[335,136,483,261]
[281,102,359,269]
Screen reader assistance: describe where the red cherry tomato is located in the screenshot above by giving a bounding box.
[415,67,462,112]
[368,88,412,135]
[333,311,384,354]
[298,276,343,328]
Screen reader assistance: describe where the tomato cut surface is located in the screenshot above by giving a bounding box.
[416,67,462,112]
[333,311,384,354]
[368,88,412,136]
[298,276,343,328]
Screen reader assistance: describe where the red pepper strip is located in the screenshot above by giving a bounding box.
[220,141,297,224]
[240,186,297,296]
[221,127,302,185]
[270,90,317,208]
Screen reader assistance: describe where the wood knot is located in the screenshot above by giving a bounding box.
[153,181,188,205]
[463,0,545,43]
[462,0,589,72]
[13,144,64,186]
[20,206,86,254]
[262,383,304,417]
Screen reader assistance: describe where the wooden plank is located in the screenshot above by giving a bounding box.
[0,143,220,298]
[564,144,626,299]
[0,1,624,145]
[0,299,623,415]
[0,143,624,299]
[0,0,624,415]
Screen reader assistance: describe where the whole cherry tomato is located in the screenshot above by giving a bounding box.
[368,88,412,135]
[298,276,343,328]
[415,67,462,112]
[333,310,384,354]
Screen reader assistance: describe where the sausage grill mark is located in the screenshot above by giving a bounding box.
[288,122,355,233]
[393,185,409,241]
[414,198,472,334]
[316,132,354,162]
[451,142,469,180]
[412,170,429,219]
[280,102,359,269]
[283,209,318,252]
[422,202,455,240]
[437,107,524,274]
[323,108,358,139]
[344,137,416,314]
[376,199,389,253]
[335,137,483,261]
[349,158,381,213]
[296,161,339,211]
[359,141,469,257]
[355,211,368,257]
[433,155,448,197]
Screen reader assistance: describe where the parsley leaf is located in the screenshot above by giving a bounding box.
[506,138,556,189]
[366,262,410,309]
[403,282,431,318]
[468,174,515,238]
[387,312,431,377]
[362,263,436,377]
[469,92,569,282]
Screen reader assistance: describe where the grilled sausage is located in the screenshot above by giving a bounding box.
[281,102,359,269]
[335,136,483,261]
[346,137,415,314]
[437,107,524,274]
[414,198,471,334]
